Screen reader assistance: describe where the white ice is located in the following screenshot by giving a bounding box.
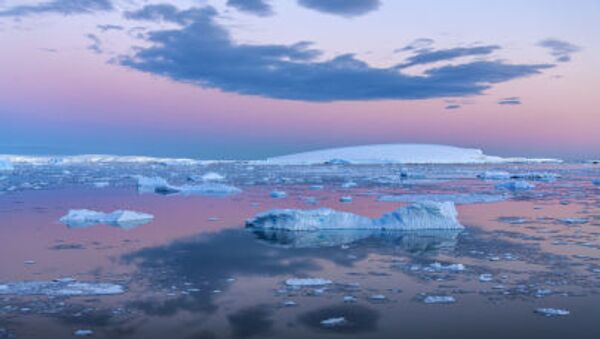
[535,308,570,317]
[0,159,13,172]
[0,280,125,296]
[496,181,535,191]
[320,317,347,327]
[246,201,464,231]
[264,144,560,165]
[285,278,333,287]
[136,175,241,196]
[377,193,507,204]
[423,295,456,304]
[59,209,154,229]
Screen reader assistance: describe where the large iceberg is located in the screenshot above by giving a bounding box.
[0,279,125,296]
[246,201,464,231]
[59,209,154,229]
[136,175,241,196]
[0,159,13,172]
[264,144,560,165]
[0,154,201,166]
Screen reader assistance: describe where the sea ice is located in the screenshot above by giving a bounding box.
[478,171,511,180]
[479,273,494,282]
[429,262,466,272]
[495,181,535,191]
[534,308,570,317]
[285,278,333,287]
[0,159,13,172]
[339,196,353,203]
[558,218,588,225]
[247,202,464,231]
[74,329,94,337]
[423,296,456,304]
[510,172,560,181]
[59,209,154,229]
[0,280,125,296]
[270,190,288,199]
[136,176,241,196]
[199,172,225,182]
[320,317,347,327]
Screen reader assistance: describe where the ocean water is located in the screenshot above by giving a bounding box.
[0,162,599,338]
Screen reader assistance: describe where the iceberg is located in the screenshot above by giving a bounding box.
[0,154,200,166]
[320,317,347,327]
[188,172,225,182]
[534,308,570,317]
[478,171,511,180]
[246,201,464,231]
[495,181,535,191]
[510,172,560,181]
[270,190,288,199]
[59,209,154,229]
[285,278,333,287]
[0,159,13,172]
[0,280,125,296]
[377,193,507,204]
[423,295,456,304]
[264,144,560,165]
[135,176,241,196]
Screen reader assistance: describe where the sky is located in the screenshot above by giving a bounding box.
[0,0,598,160]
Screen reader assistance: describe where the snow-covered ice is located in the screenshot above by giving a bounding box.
[264,144,559,165]
[74,330,94,337]
[59,209,154,229]
[136,176,241,196]
[0,154,201,166]
[478,171,511,180]
[0,280,125,296]
[320,317,347,327]
[285,278,333,287]
[496,181,535,191]
[423,296,456,304]
[246,202,464,231]
[270,190,288,199]
[535,308,570,317]
[0,159,13,172]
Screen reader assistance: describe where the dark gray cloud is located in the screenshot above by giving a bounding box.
[97,24,123,32]
[397,45,501,68]
[85,33,102,53]
[227,0,273,16]
[538,39,580,62]
[396,38,435,52]
[0,0,112,17]
[498,97,521,105]
[297,0,380,17]
[120,4,553,102]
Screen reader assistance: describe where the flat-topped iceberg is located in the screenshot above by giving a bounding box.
[246,201,464,231]
[60,209,154,229]
[135,175,241,196]
[264,144,560,165]
[0,279,125,296]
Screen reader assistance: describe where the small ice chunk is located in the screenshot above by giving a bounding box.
[92,181,110,188]
[339,196,353,203]
[535,308,570,317]
[478,171,511,180]
[200,172,225,182]
[270,190,288,199]
[324,159,351,165]
[283,300,297,307]
[0,280,125,296]
[343,295,357,303]
[496,181,535,191]
[558,218,588,225]
[341,181,357,188]
[285,278,332,287]
[479,273,493,282]
[423,295,456,304]
[511,172,560,181]
[74,329,94,337]
[59,209,154,229]
[370,294,386,301]
[429,262,465,272]
[320,317,347,327]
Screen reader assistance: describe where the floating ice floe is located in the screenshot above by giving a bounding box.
[270,190,288,199]
[247,202,464,231]
[423,295,456,304]
[377,193,507,204]
[339,196,353,203]
[0,159,13,172]
[341,181,357,188]
[74,329,94,337]
[320,317,347,327]
[534,308,570,317]
[136,175,241,196]
[496,181,535,191]
[59,209,154,229]
[188,172,225,182]
[0,280,125,296]
[285,278,333,287]
[558,218,588,225]
[478,171,511,180]
[511,172,560,181]
[0,154,201,166]
[479,273,494,282]
[264,144,560,165]
[429,262,466,272]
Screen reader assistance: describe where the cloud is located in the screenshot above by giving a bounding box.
[0,0,112,17]
[97,24,123,32]
[397,45,501,68]
[226,0,273,17]
[120,5,553,102]
[538,39,581,62]
[85,33,102,53]
[396,38,435,52]
[297,0,380,17]
[498,97,521,105]
[445,104,461,110]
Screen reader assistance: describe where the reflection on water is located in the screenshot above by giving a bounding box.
[0,162,599,338]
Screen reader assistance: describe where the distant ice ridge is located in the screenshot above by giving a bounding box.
[478,171,560,181]
[135,175,241,196]
[0,279,125,296]
[246,201,464,231]
[60,209,154,229]
[377,193,507,204]
[0,159,13,171]
[0,154,202,166]
[264,144,560,165]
